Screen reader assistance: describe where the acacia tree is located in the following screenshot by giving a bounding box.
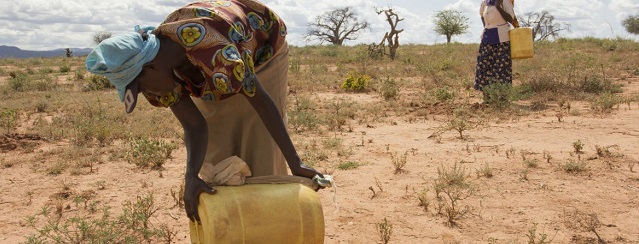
[92,31,113,45]
[520,11,570,41]
[622,14,639,35]
[306,7,370,45]
[434,10,469,44]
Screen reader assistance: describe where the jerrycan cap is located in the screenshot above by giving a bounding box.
[312,175,333,188]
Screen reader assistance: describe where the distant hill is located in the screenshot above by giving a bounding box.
[0,45,92,58]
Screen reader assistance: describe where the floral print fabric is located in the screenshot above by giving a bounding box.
[474,41,512,90]
[143,0,287,108]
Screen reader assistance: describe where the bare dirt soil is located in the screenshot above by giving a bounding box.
[1,79,639,243]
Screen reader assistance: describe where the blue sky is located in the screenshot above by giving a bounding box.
[0,0,637,50]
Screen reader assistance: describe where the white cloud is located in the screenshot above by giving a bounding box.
[0,0,635,50]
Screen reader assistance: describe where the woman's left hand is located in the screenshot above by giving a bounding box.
[290,162,324,179]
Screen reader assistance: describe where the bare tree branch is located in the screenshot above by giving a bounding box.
[520,11,570,41]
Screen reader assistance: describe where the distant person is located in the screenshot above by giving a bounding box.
[474,0,517,91]
[85,0,323,223]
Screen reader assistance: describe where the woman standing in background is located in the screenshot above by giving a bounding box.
[474,0,517,91]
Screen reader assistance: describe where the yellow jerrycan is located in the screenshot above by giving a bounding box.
[509,27,534,59]
[189,183,325,244]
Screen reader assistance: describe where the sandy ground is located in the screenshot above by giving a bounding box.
[1,79,639,243]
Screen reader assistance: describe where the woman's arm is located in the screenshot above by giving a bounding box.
[480,1,486,27]
[243,77,323,179]
[169,96,216,223]
[495,0,514,24]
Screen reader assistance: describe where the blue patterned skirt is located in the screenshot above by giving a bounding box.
[474,41,512,90]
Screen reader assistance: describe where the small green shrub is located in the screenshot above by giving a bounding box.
[289,110,318,133]
[526,223,555,244]
[589,92,622,113]
[33,74,57,91]
[319,46,339,57]
[74,69,85,80]
[434,162,475,226]
[288,96,318,133]
[445,106,479,139]
[562,159,588,174]
[126,136,177,170]
[524,159,540,168]
[379,77,400,101]
[435,58,455,71]
[24,194,172,244]
[375,217,393,244]
[341,73,370,92]
[8,72,29,91]
[325,98,356,131]
[59,64,71,73]
[84,75,113,91]
[39,67,54,74]
[475,164,494,178]
[1,108,18,133]
[390,151,408,174]
[35,101,48,113]
[482,82,512,109]
[46,161,67,175]
[578,76,622,94]
[289,58,301,74]
[518,71,567,96]
[432,86,456,102]
[308,64,328,75]
[338,161,361,170]
[323,137,343,149]
[72,119,112,147]
[417,189,430,212]
[300,147,329,167]
[573,140,584,154]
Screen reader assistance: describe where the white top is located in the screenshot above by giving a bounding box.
[480,0,515,43]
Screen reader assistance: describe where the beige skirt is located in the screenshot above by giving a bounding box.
[193,42,289,176]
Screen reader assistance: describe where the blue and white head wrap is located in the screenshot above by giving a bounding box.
[85,26,160,101]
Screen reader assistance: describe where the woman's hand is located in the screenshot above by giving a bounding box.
[290,162,324,179]
[184,175,216,223]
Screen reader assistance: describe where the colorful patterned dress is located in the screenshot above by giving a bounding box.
[142,0,291,176]
[142,0,287,107]
[474,0,515,90]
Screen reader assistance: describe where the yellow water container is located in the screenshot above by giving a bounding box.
[509,27,534,59]
[189,183,325,244]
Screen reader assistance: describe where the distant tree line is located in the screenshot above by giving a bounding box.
[304,4,577,57]
[87,7,635,60]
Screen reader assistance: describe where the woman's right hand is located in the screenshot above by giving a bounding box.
[184,175,216,223]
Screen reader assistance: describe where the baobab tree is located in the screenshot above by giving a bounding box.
[306,7,369,45]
